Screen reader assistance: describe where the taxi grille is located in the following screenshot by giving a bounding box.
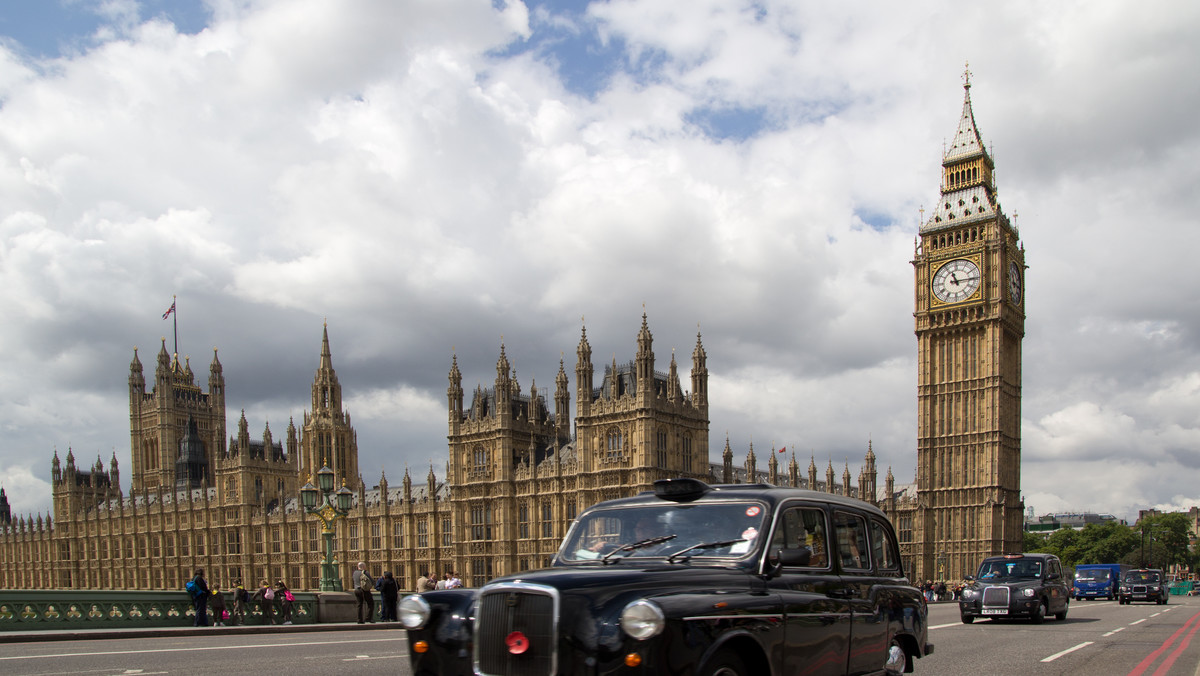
[1132,585,1148,595]
[982,587,1010,608]
[475,584,558,676]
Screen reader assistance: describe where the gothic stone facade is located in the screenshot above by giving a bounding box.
[0,78,1015,591]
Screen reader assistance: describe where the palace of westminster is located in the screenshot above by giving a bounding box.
[0,77,1026,591]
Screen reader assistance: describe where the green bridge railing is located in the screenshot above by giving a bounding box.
[0,590,318,631]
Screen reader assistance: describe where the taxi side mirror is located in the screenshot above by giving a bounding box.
[777,548,813,567]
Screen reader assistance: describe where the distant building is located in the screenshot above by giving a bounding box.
[1025,513,1125,533]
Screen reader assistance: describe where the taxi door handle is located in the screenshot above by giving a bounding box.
[827,588,854,599]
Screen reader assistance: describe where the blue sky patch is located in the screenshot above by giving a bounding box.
[685,105,770,142]
[0,0,210,59]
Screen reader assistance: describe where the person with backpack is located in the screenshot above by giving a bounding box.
[275,580,295,625]
[252,579,276,624]
[352,561,375,624]
[187,568,211,627]
[232,578,248,625]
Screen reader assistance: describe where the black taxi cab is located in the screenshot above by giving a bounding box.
[399,478,933,676]
[1119,569,1169,605]
[958,553,1070,624]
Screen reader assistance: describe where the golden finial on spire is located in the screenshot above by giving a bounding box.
[963,61,972,89]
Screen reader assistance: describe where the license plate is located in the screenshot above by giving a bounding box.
[981,609,1007,615]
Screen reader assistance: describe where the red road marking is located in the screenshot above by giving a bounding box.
[1151,612,1200,676]
[1127,610,1200,676]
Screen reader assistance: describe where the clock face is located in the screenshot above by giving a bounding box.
[1008,262,1022,304]
[931,259,981,304]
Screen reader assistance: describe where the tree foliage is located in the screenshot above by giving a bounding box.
[1026,522,1139,570]
[1025,515,1192,574]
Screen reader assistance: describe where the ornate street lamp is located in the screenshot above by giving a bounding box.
[301,463,353,591]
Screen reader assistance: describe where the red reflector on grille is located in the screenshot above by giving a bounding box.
[506,631,530,654]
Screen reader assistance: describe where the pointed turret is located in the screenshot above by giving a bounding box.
[129,347,146,406]
[745,442,757,483]
[554,357,570,432]
[448,353,464,422]
[302,323,359,488]
[667,351,680,402]
[109,452,120,494]
[923,66,1001,234]
[635,312,654,399]
[722,435,733,483]
[576,322,594,417]
[494,343,511,419]
[691,330,708,411]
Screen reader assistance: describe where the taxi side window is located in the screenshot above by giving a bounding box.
[869,519,901,573]
[833,511,870,571]
[772,506,829,568]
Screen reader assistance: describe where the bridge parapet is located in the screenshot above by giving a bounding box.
[0,590,318,631]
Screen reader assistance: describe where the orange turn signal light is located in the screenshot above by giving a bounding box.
[413,641,429,653]
[625,653,643,667]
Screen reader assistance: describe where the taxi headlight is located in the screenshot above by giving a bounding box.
[1021,588,1035,598]
[961,588,979,600]
[398,594,432,630]
[620,599,665,640]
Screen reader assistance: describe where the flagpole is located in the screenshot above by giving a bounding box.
[172,294,178,358]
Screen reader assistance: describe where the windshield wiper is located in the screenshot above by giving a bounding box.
[601,535,677,562]
[666,539,747,563]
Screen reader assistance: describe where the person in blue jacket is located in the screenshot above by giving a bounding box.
[190,568,211,626]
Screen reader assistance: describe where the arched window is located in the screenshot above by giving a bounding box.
[606,429,623,459]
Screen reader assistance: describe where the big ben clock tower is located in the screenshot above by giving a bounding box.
[912,70,1026,582]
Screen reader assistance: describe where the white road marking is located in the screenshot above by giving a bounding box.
[1103,627,1125,637]
[928,622,962,630]
[1041,641,1093,662]
[0,637,402,661]
[1131,618,1147,625]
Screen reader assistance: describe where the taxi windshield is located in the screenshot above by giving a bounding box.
[1126,571,1161,583]
[977,558,1042,580]
[560,502,767,563]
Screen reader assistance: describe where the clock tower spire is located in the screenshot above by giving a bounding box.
[911,69,1026,582]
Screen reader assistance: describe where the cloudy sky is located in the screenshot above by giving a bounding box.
[1,0,1197,524]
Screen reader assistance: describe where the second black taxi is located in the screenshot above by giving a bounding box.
[958,552,1070,624]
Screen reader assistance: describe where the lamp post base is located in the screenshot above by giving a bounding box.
[320,561,343,591]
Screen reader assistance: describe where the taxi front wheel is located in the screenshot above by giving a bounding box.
[1031,600,1047,624]
[700,651,747,676]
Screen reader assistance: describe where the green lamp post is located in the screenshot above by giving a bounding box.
[300,463,354,591]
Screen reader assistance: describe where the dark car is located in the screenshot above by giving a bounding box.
[1119,569,1169,605]
[958,553,1070,624]
[399,478,933,676]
